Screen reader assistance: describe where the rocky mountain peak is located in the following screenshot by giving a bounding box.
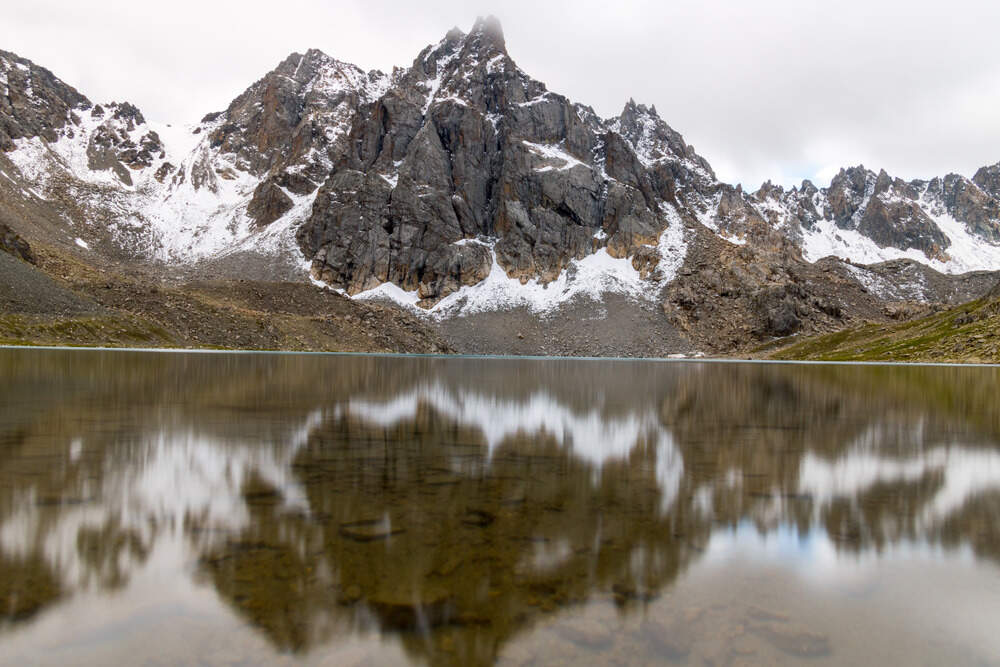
[0,49,90,150]
[824,164,949,258]
[205,46,390,204]
[469,15,507,55]
[973,162,1000,199]
[834,165,872,191]
[402,17,541,117]
[412,28,466,76]
[873,168,893,195]
[83,101,165,185]
[415,16,507,71]
[612,99,714,182]
[754,179,783,199]
[268,48,388,101]
[923,170,1000,243]
[298,18,709,301]
[622,98,656,117]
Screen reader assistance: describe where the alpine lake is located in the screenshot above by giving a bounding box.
[1,348,999,665]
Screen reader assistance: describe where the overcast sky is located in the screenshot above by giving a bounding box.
[4,0,1000,189]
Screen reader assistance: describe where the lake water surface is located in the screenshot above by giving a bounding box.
[1,349,1000,665]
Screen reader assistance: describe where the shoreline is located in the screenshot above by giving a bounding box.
[3,343,999,368]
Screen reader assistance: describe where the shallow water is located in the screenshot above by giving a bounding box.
[1,349,999,665]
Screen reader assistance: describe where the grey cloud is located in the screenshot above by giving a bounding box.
[3,0,998,189]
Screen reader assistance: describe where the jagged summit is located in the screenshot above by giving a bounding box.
[434,16,507,53]
[207,47,389,178]
[293,18,734,303]
[749,161,1000,269]
[0,49,90,150]
[468,15,507,53]
[399,16,543,121]
[974,161,1000,198]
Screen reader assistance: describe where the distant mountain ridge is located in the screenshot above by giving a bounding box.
[2,17,1000,322]
[752,164,1000,272]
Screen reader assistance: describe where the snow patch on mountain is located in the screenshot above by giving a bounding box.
[148,137,260,258]
[6,105,322,265]
[844,263,928,301]
[9,111,128,188]
[802,218,932,267]
[657,203,690,279]
[523,140,587,172]
[225,188,319,262]
[421,37,464,114]
[801,198,1000,274]
[917,192,1000,274]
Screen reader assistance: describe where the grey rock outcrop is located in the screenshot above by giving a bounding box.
[0,50,89,151]
[297,18,716,303]
[973,162,1000,199]
[85,103,166,186]
[923,172,1000,243]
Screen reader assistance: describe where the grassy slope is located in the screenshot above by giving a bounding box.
[0,242,453,353]
[762,288,1000,363]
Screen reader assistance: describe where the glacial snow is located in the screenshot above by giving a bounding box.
[7,105,327,266]
[801,212,1000,274]
[794,184,1000,274]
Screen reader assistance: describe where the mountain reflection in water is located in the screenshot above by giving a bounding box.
[1,350,999,665]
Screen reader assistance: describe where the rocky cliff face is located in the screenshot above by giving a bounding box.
[297,18,700,304]
[82,102,166,186]
[206,49,389,227]
[0,50,88,151]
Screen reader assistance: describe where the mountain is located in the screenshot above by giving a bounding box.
[752,165,1000,272]
[767,277,1000,363]
[2,18,1000,356]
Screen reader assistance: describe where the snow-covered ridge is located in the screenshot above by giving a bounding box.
[3,51,372,263]
[608,103,714,184]
[419,35,464,114]
[8,109,268,260]
[299,51,390,103]
[796,190,1000,274]
[755,167,1000,274]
